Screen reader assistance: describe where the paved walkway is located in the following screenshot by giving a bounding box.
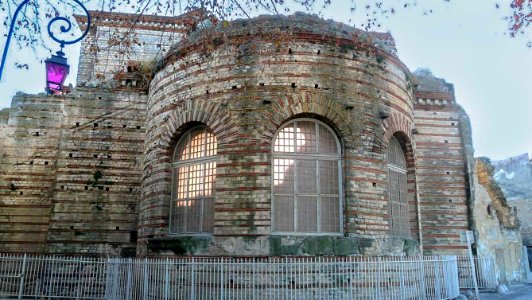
[480,284,532,300]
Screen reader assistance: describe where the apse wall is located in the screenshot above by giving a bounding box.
[140,13,419,256]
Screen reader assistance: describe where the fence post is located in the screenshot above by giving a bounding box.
[164,257,169,300]
[376,257,382,299]
[17,253,27,300]
[143,258,148,300]
[125,259,132,300]
[419,258,427,300]
[220,257,224,300]
[191,257,196,300]
[451,256,460,298]
[434,258,442,300]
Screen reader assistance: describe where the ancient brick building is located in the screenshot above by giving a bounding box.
[0,11,523,261]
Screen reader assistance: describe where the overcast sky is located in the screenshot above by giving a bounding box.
[0,0,530,160]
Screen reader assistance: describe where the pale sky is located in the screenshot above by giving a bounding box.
[0,0,530,160]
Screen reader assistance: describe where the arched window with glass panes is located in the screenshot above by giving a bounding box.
[170,126,217,234]
[272,119,342,234]
[387,136,410,237]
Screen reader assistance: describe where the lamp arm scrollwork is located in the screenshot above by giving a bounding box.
[47,0,91,49]
[0,0,91,81]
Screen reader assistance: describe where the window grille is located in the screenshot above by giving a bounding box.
[387,136,410,237]
[170,126,216,234]
[272,119,342,233]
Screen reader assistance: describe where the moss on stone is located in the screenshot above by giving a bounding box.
[147,236,211,255]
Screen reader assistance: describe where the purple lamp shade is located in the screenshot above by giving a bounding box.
[45,52,69,94]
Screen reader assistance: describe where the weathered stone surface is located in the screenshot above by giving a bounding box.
[140,13,420,257]
[492,153,532,246]
[473,158,526,284]
[1,11,521,264]
[413,71,471,255]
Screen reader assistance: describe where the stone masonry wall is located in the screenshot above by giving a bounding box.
[0,87,146,255]
[140,14,421,257]
[413,73,471,255]
[512,199,532,246]
[75,11,196,85]
[473,158,525,284]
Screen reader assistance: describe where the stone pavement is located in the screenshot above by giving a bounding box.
[480,284,532,300]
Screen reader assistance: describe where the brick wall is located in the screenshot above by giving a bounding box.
[140,14,420,257]
[413,75,471,255]
[75,11,195,85]
[0,88,146,255]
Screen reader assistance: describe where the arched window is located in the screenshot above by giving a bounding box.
[170,126,217,234]
[272,119,342,234]
[387,136,410,237]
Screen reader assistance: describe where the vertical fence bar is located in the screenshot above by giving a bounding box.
[0,253,468,300]
[17,253,27,300]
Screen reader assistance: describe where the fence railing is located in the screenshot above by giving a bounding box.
[456,256,497,290]
[0,253,460,300]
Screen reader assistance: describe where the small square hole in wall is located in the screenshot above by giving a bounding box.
[130,231,138,243]
[85,186,88,190]
[259,82,265,86]
[69,153,73,158]
[115,226,119,231]
[61,186,64,190]
[451,123,455,126]
[70,226,74,230]
[446,172,450,175]
[129,188,133,193]
[44,161,49,165]
[444,140,448,143]
[75,122,80,127]
[98,96,102,100]
[136,126,141,129]
[317,50,321,55]
[123,124,127,128]
[315,84,319,88]
[449,199,452,203]
[107,155,112,159]
[106,187,110,191]
[93,154,98,158]
[35,132,39,136]
[29,161,33,165]
[372,182,377,187]
[94,123,98,127]
[19,191,23,195]
[291,83,296,88]
[288,48,293,54]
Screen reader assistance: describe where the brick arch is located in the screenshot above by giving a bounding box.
[260,91,357,148]
[382,111,414,146]
[382,113,420,242]
[159,100,231,150]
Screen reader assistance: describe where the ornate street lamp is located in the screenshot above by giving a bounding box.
[0,0,91,94]
[45,51,70,94]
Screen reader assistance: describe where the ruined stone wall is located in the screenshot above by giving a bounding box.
[140,14,420,257]
[0,88,146,255]
[473,158,525,284]
[75,11,195,85]
[512,199,532,246]
[413,73,470,255]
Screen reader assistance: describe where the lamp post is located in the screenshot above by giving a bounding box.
[0,0,91,94]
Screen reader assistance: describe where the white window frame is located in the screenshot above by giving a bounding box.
[271,119,343,235]
[169,126,217,235]
[387,136,410,237]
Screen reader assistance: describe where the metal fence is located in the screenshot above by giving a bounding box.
[1,253,460,300]
[456,256,497,290]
